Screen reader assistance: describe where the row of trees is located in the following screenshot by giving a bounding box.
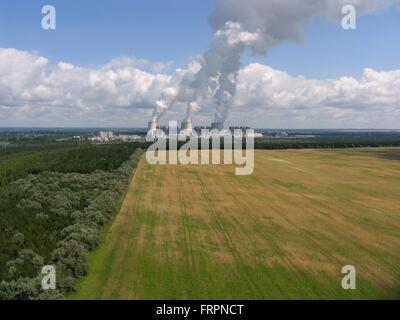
[254,139,400,150]
[157,135,400,151]
[0,147,143,299]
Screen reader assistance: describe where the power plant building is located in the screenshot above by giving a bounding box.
[211,122,224,131]
[146,119,262,140]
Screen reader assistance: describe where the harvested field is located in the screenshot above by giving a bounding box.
[74,148,400,299]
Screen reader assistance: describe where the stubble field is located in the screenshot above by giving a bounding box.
[74,148,400,299]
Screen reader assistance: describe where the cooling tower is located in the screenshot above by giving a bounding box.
[211,122,224,131]
[148,121,157,131]
[181,121,193,131]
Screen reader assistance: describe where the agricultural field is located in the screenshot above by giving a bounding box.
[74,148,400,299]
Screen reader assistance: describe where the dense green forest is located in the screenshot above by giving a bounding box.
[168,134,400,150]
[0,143,143,299]
[0,143,145,187]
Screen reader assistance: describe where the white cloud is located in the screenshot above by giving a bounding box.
[234,63,400,128]
[0,48,399,128]
[57,62,74,71]
[151,61,174,73]
[0,48,174,126]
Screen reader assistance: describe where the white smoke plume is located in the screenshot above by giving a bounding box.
[151,0,397,124]
[185,21,260,122]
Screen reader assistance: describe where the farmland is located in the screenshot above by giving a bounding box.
[74,148,400,299]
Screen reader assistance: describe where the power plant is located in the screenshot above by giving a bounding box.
[145,119,263,141]
[148,121,157,131]
[211,122,224,131]
[181,121,193,131]
[148,118,224,132]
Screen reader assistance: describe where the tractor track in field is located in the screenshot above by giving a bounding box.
[218,171,322,297]
[176,166,198,297]
[88,157,146,299]
[75,149,400,300]
[177,167,196,268]
[111,157,148,299]
[221,174,299,295]
[224,171,351,296]
[192,169,265,298]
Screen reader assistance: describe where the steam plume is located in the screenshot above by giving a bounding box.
[153,0,397,123]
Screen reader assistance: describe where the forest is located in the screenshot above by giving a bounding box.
[0,142,143,299]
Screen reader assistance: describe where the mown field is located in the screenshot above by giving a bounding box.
[74,148,400,299]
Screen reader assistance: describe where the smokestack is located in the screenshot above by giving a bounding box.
[211,122,224,131]
[148,121,157,131]
[181,121,193,131]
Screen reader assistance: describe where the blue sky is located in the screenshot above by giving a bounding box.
[0,0,399,128]
[1,0,399,78]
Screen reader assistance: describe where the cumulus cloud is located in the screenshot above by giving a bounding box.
[234,64,400,128]
[0,48,174,126]
[152,0,399,123]
[0,48,399,128]
[3,0,400,127]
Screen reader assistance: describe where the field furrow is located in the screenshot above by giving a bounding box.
[73,148,400,300]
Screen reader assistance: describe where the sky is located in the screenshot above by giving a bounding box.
[0,0,399,128]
